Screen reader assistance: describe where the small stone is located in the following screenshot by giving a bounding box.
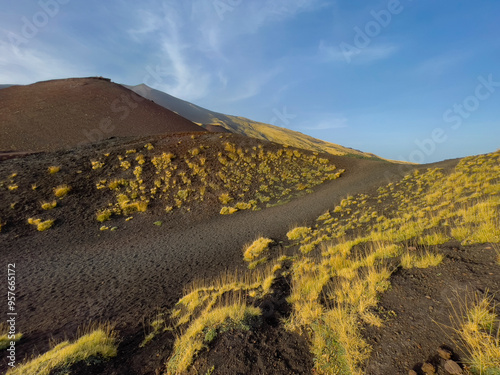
[422,362,436,374]
[409,370,418,375]
[437,347,452,360]
[444,360,463,374]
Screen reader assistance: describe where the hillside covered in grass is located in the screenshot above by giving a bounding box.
[159,150,499,375]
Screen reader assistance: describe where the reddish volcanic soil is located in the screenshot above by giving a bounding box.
[0,77,204,152]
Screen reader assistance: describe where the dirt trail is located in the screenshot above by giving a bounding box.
[1,156,458,366]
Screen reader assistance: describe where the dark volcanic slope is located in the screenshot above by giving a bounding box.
[0,77,203,152]
[0,133,406,372]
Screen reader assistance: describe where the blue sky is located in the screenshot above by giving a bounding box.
[1,0,499,162]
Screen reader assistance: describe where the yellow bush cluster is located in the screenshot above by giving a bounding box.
[41,201,57,210]
[243,237,273,262]
[294,150,500,255]
[48,166,61,174]
[92,139,344,223]
[27,218,54,231]
[53,185,71,198]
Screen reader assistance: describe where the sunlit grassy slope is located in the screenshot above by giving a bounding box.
[224,116,384,158]
[92,139,343,223]
[126,84,381,159]
[164,150,499,374]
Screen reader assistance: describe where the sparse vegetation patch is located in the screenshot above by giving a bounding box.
[91,139,343,224]
[6,325,117,375]
[53,184,71,198]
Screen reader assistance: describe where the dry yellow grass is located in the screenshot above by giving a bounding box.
[243,237,273,262]
[419,232,450,246]
[165,262,286,372]
[287,226,312,240]
[220,206,238,215]
[0,323,22,350]
[311,305,370,375]
[449,292,500,374]
[248,257,268,270]
[6,325,117,375]
[400,251,444,269]
[116,194,148,215]
[0,333,21,350]
[53,185,71,198]
[235,202,253,210]
[172,267,276,327]
[47,166,60,174]
[27,218,54,231]
[96,209,112,223]
[285,250,392,374]
[91,160,104,170]
[140,313,166,348]
[292,151,500,267]
[224,116,378,158]
[40,200,57,210]
[218,193,233,204]
[167,302,260,374]
[317,211,331,221]
[282,151,500,372]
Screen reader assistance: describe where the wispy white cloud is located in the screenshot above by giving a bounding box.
[302,117,348,130]
[309,118,348,130]
[223,67,282,103]
[127,0,323,102]
[127,7,212,101]
[0,41,87,84]
[0,0,327,103]
[155,38,212,101]
[318,40,397,64]
[294,113,349,132]
[414,51,468,76]
[127,10,164,41]
[232,0,329,33]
